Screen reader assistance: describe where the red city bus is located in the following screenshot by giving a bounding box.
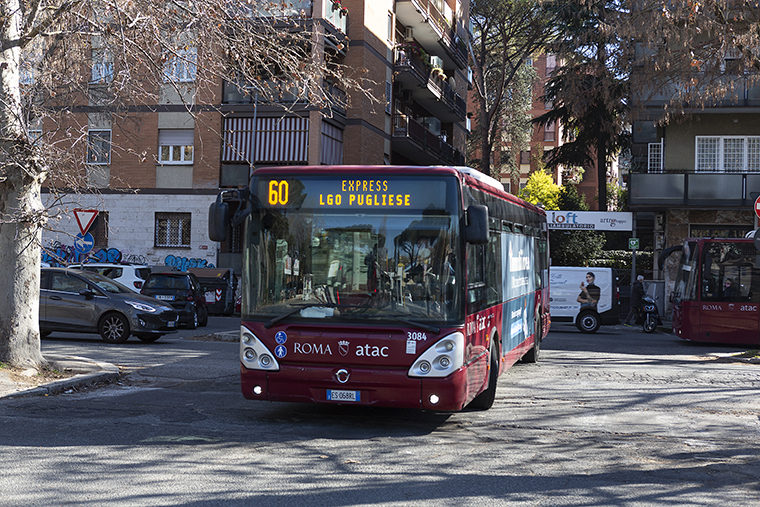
[209,166,550,411]
[671,238,760,344]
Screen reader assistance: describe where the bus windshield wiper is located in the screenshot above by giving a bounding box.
[265,303,336,328]
[264,302,373,328]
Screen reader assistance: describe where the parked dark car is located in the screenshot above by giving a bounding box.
[140,271,209,328]
[40,268,179,344]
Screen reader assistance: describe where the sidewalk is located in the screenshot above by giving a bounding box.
[0,354,120,400]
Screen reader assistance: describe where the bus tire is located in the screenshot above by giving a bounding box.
[522,311,542,363]
[468,340,499,411]
[576,311,600,334]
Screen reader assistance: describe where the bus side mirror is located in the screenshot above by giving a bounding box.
[209,195,229,242]
[465,205,489,244]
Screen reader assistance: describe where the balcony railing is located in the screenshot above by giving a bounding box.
[392,114,463,164]
[246,0,312,18]
[322,81,347,116]
[629,171,760,208]
[394,49,466,121]
[396,0,467,69]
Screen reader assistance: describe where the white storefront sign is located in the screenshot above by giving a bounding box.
[547,211,633,231]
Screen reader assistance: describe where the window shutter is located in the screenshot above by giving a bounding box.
[159,130,194,146]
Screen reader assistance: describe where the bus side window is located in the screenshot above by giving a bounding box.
[467,243,485,312]
[485,231,502,306]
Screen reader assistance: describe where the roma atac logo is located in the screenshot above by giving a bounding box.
[339,340,350,356]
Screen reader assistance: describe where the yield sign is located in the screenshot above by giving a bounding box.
[74,209,99,235]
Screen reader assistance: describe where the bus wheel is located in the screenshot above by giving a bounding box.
[576,311,600,334]
[522,311,542,363]
[468,341,499,411]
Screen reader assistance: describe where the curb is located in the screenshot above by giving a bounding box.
[2,356,120,400]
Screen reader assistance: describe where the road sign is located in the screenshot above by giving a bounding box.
[754,229,760,252]
[73,232,95,254]
[629,238,640,250]
[74,209,99,235]
[755,196,760,219]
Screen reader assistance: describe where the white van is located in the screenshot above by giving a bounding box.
[549,267,620,333]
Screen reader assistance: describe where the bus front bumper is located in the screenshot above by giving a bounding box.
[240,363,473,411]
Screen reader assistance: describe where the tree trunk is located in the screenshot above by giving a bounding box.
[0,0,46,368]
[597,134,607,211]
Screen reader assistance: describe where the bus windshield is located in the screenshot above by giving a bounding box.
[242,208,462,325]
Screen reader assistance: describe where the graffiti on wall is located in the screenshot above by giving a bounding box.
[163,254,215,271]
[42,242,214,269]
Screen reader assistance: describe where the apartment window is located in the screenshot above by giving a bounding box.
[91,50,113,84]
[155,212,191,248]
[87,130,111,165]
[544,122,555,142]
[648,142,663,173]
[520,151,530,165]
[545,54,556,75]
[159,130,194,164]
[696,136,760,173]
[387,12,393,42]
[163,48,197,83]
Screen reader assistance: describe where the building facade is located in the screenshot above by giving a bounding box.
[629,71,760,308]
[40,0,471,273]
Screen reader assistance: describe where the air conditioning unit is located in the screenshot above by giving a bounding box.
[404,27,414,41]
[430,56,443,69]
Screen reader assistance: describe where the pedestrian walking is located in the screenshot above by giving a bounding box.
[625,275,645,325]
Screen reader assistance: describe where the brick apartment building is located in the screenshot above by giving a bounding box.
[40,0,471,273]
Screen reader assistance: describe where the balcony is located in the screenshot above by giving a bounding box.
[392,114,464,165]
[636,75,760,111]
[394,49,466,122]
[233,1,347,38]
[396,0,467,70]
[629,170,760,209]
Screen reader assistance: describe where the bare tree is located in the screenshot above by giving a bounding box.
[468,0,559,179]
[0,0,369,369]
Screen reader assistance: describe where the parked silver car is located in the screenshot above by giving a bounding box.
[40,268,179,343]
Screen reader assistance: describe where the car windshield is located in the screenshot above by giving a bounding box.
[77,271,134,294]
[145,275,190,290]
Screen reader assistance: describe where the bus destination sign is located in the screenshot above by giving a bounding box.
[256,177,450,210]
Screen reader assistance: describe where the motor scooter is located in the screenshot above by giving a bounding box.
[641,295,662,333]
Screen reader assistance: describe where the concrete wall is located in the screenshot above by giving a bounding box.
[41,192,219,269]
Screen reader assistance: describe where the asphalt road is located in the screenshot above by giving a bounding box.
[1,319,759,506]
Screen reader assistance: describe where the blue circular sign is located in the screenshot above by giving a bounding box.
[275,331,287,344]
[74,232,95,254]
[274,345,287,358]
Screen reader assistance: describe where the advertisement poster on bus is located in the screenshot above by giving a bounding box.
[549,267,613,318]
[501,234,536,352]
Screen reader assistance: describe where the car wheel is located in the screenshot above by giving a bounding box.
[135,334,161,343]
[99,313,130,344]
[186,309,198,330]
[576,310,600,334]
[199,307,209,327]
[468,340,499,410]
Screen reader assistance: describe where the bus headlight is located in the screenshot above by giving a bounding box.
[240,326,280,371]
[408,332,465,378]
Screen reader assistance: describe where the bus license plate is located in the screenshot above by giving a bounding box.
[326,390,360,402]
